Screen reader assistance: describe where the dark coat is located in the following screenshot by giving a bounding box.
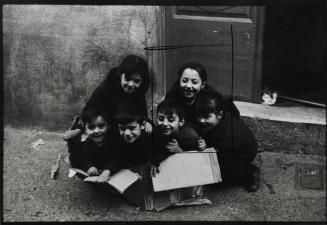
[114,133,153,171]
[82,67,148,119]
[68,133,120,174]
[201,111,258,163]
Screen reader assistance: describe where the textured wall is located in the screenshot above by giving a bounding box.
[3,5,162,130]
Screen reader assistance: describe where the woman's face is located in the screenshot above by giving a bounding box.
[179,68,205,99]
[121,73,143,93]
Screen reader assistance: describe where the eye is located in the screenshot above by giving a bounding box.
[128,126,137,130]
[133,79,142,84]
[157,115,164,121]
[97,123,106,129]
[181,78,188,83]
[191,80,199,85]
[168,117,175,122]
[87,125,95,130]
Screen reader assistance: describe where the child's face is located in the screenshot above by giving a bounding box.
[118,121,142,143]
[121,73,143,93]
[85,116,109,144]
[179,68,204,99]
[157,112,184,136]
[197,111,223,132]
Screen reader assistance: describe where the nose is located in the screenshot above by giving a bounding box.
[127,81,134,87]
[94,127,100,133]
[124,129,131,136]
[185,81,192,88]
[163,118,169,126]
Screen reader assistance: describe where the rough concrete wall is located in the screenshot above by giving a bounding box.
[3,5,161,130]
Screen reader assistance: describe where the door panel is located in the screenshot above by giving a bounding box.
[165,6,264,102]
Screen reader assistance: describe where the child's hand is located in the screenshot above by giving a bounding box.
[63,129,82,140]
[87,167,99,176]
[144,121,153,134]
[150,164,160,177]
[97,170,111,183]
[197,138,207,151]
[165,139,183,153]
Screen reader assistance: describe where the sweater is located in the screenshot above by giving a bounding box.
[151,124,200,167]
[68,133,120,174]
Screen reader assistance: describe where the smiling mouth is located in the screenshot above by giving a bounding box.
[93,134,103,138]
[183,89,194,95]
[125,86,134,90]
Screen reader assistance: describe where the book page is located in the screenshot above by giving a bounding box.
[152,148,222,192]
[70,168,89,177]
[107,169,140,193]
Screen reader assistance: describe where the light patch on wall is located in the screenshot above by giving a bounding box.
[129,19,146,46]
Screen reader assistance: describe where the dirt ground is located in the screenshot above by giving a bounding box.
[3,121,326,222]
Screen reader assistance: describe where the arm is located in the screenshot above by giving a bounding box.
[151,135,174,167]
[82,81,108,113]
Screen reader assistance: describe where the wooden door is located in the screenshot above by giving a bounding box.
[164,6,264,102]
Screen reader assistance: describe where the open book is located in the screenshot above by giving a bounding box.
[152,148,222,192]
[69,168,140,193]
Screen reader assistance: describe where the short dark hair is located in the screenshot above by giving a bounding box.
[119,54,150,93]
[157,98,185,121]
[115,101,146,125]
[81,108,111,125]
[195,89,224,116]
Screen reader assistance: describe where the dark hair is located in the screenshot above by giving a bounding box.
[81,108,111,125]
[195,90,224,116]
[119,54,150,93]
[115,101,146,125]
[178,62,208,84]
[195,88,240,118]
[157,98,185,121]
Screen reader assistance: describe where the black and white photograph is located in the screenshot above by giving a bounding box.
[2,1,326,222]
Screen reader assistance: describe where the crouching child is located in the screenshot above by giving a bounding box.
[113,102,154,209]
[63,108,119,183]
[151,97,203,175]
[194,89,260,192]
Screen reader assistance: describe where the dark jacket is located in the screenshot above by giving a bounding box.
[68,133,120,174]
[201,111,258,163]
[114,133,153,171]
[83,67,148,119]
[151,125,200,167]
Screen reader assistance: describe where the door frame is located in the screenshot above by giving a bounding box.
[159,5,265,103]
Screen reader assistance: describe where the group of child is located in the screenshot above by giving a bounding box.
[63,55,260,209]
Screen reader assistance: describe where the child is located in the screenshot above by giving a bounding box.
[64,108,119,183]
[151,97,203,177]
[83,54,152,133]
[64,54,152,141]
[150,98,208,206]
[165,62,239,127]
[112,102,154,208]
[194,89,260,192]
